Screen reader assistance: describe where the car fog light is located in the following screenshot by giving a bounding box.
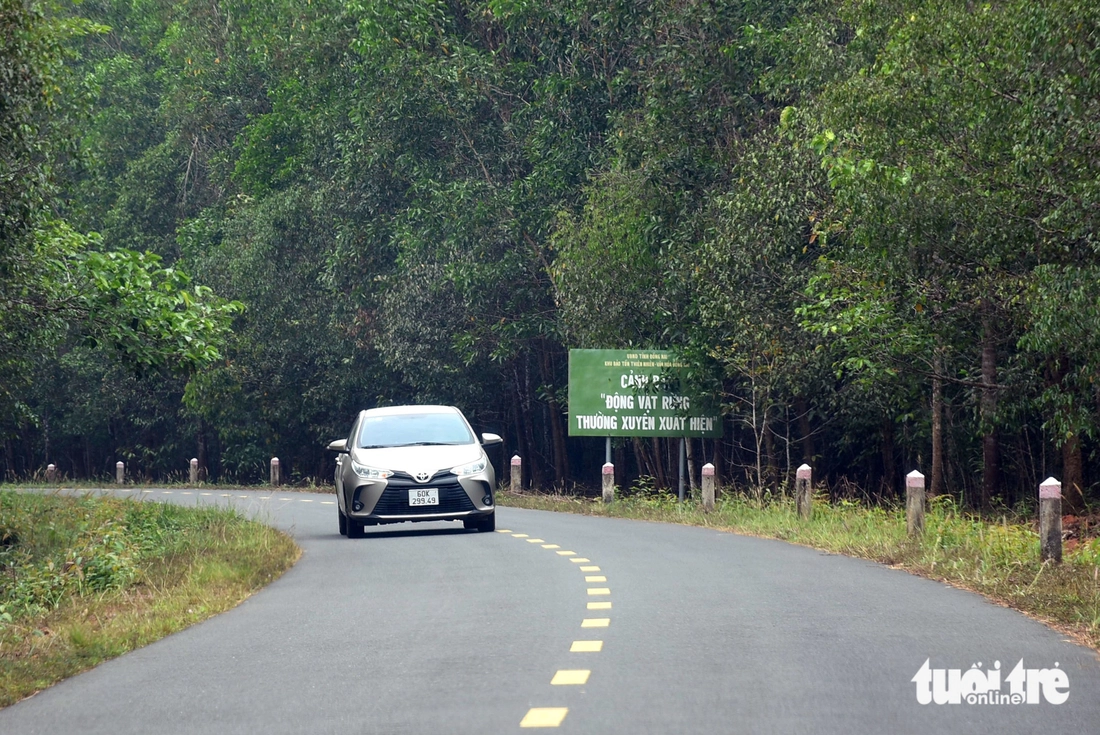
[353,501,363,512]
[483,494,493,505]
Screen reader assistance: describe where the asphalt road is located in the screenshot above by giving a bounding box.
[2,488,1098,734]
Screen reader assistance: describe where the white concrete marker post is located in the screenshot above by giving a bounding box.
[1039,477,1062,564]
[190,458,199,485]
[701,463,716,512]
[796,463,812,520]
[511,455,522,491]
[906,470,925,536]
[115,461,125,484]
[270,457,281,487]
[46,463,57,483]
[602,462,615,504]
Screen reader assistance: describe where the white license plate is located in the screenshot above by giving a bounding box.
[409,488,439,506]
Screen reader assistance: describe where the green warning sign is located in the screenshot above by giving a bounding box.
[567,349,722,438]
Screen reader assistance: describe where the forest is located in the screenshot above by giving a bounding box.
[2,0,1098,512]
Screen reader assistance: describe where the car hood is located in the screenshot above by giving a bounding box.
[352,444,484,477]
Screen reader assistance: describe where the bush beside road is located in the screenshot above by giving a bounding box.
[0,491,299,707]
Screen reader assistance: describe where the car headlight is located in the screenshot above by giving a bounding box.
[452,458,487,477]
[351,460,393,480]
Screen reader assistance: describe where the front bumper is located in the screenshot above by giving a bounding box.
[345,471,494,524]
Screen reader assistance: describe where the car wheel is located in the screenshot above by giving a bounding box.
[347,517,364,539]
[476,512,495,532]
[338,507,348,536]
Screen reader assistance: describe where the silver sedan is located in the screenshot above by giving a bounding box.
[328,405,500,537]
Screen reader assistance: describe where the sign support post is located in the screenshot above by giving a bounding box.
[567,349,723,498]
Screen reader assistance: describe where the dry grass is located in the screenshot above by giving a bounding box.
[0,492,299,707]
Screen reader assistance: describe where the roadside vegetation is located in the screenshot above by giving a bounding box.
[0,491,299,708]
[3,0,1099,523]
[500,487,1100,651]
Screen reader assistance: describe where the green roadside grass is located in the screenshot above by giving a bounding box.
[0,490,300,708]
[499,489,1100,652]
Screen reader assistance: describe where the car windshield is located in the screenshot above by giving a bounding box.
[357,411,475,448]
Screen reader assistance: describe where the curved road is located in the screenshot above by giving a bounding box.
[2,488,1098,733]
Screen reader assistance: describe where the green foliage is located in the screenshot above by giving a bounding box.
[5,0,1100,509]
[0,492,187,619]
[0,489,299,706]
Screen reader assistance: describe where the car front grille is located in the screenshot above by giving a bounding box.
[372,473,476,515]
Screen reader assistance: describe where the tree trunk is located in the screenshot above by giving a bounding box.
[197,420,209,482]
[520,360,544,490]
[686,438,697,493]
[930,350,945,497]
[632,438,650,478]
[512,381,528,490]
[796,396,814,464]
[1062,433,1085,515]
[763,407,778,492]
[538,343,569,485]
[980,316,1000,508]
[651,437,667,490]
[881,419,896,498]
[713,432,725,497]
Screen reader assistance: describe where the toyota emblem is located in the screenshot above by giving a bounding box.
[414,471,432,483]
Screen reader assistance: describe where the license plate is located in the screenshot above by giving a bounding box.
[409,488,439,506]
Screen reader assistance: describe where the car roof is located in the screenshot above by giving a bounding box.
[360,405,460,417]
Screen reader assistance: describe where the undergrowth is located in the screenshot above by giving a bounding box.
[0,491,299,707]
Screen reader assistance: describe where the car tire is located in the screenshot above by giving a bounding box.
[338,508,348,536]
[476,512,495,533]
[347,517,364,539]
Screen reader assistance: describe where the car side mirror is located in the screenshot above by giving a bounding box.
[481,433,503,446]
[327,439,349,453]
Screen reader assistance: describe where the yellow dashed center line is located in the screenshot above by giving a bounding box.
[162,491,173,494]
[201,492,212,496]
[321,501,335,505]
[551,670,590,685]
[221,493,231,497]
[570,640,603,652]
[182,492,192,495]
[299,499,313,502]
[507,531,612,730]
[141,490,153,494]
[520,708,569,728]
[238,494,249,498]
